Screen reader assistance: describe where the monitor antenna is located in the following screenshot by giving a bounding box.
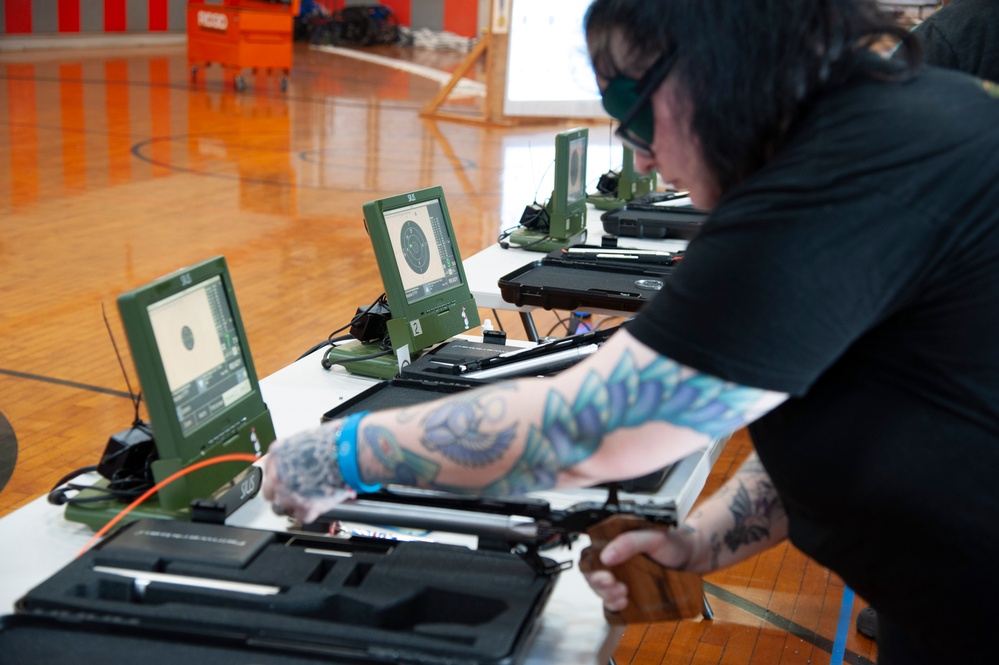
[103,301,143,427]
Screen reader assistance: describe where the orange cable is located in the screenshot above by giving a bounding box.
[75,452,262,558]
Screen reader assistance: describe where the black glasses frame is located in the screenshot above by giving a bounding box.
[613,50,679,156]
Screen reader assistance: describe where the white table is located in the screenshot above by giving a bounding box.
[0,348,724,665]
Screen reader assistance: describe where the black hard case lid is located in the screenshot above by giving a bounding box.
[5,518,559,665]
[321,378,473,423]
[600,203,707,239]
[0,613,348,665]
[498,249,675,312]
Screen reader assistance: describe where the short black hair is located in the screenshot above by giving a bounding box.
[585,0,920,194]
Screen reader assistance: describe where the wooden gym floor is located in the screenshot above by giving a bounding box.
[0,41,877,664]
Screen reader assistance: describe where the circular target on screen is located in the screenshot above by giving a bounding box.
[181,325,195,350]
[569,150,581,189]
[400,220,431,275]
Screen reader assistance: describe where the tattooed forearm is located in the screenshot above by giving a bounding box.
[421,394,517,467]
[721,480,784,553]
[483,426,560,495]
[358,388,517,489]
[353,344,783,496]
[685,454,788,572]
[361,423,443,487]
[273,426,344,498]
[718,456,785,559]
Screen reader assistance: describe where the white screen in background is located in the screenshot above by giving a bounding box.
[504,0,607,118]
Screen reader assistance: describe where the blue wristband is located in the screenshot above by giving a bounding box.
[336,411,382,494]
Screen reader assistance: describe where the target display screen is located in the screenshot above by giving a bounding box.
[147,275,252,437]
[566,135,587,204]
[382,198,463,305]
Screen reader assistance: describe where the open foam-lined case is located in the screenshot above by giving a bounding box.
[3,518,559,665]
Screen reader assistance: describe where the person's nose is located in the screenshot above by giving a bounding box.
[634,151,657,174]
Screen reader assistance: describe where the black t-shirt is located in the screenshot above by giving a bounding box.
[912,0,999,82]
[627,67,999,654]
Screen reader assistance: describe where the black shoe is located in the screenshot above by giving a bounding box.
[856,606,877,640]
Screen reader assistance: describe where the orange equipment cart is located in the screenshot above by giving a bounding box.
[187,0,300,92]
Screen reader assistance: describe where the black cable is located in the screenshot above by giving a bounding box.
[327,294,389,346]
[593,315,625,331]
[545,317,571,338]
[297,294,389,361]
[297,339,332,360]
[47,441,156,506]
[50,479,149,505]
[50,465,99,492]
[317,294,396,370]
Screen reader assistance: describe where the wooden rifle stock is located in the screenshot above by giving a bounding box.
[579,513,704,624]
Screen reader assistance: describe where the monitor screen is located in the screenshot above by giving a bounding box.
[566,133,588,204]
[146,274,253,437]
[363,186,480,354]
[381,198,463,306]
[117,256,273,470]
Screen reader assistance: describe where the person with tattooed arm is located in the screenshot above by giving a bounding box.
[264,1,999,662]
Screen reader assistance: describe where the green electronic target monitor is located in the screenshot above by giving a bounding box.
[324,186,481,379]
[587,145,658,210]
[509,127,589,252]
[65,256,274,529]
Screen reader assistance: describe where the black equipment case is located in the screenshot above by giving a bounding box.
[498,247,678,313]
[600,200,707,240]
[1,518,559,665]
[322,377,473,423]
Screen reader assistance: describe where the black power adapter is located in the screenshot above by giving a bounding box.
[518,203,549,231]
[596,170,620,196]
[97,424,155,481]
[349,302,391,342]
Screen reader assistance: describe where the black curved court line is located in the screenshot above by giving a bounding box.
[0,368,132,400]
[704,581,875,665]
[129,136,481,193]
[1,72,492,192]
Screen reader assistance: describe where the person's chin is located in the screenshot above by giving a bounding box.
[687,189,718,211]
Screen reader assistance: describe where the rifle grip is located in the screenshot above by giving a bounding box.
[579,513,704,625]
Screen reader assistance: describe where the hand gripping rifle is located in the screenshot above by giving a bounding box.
[301,485,706,624]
